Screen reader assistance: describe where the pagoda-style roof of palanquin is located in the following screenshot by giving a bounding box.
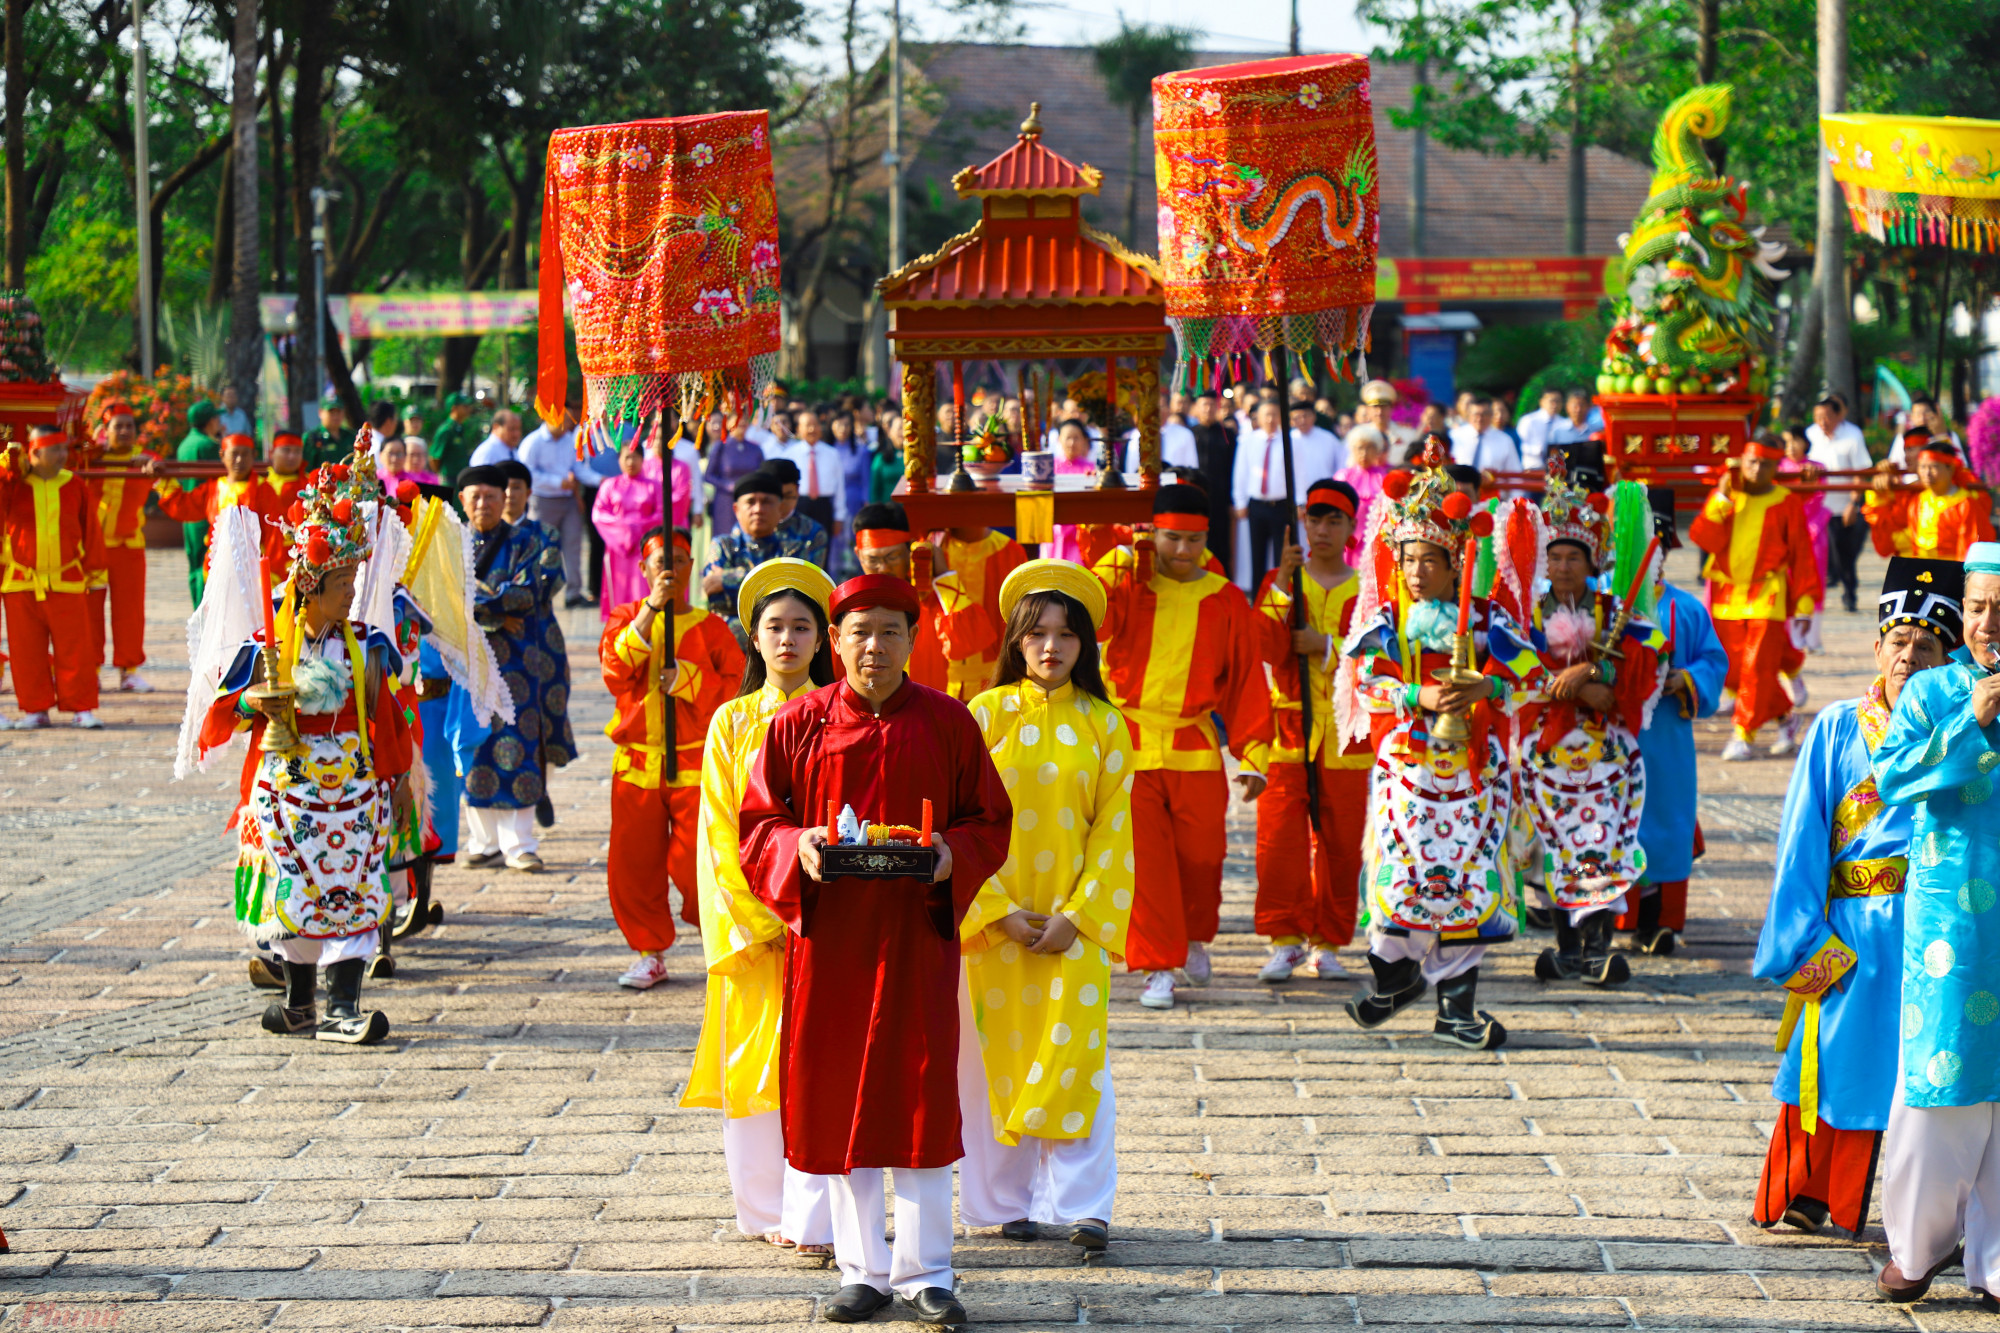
[878,105,1165,358]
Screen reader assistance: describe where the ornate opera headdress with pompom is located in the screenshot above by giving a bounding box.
[1379,436,1481,555]
[283,463,374,596]
[1537,450,1612,569]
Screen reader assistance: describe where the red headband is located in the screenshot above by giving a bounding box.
[854,527,912,551]
[103,402,135,419]
[1746,442,1785,461]
[642,531,691,564]
[1153,512,1209,532]
[1306,486,1355,517]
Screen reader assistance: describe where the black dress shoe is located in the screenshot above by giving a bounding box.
[822,1284,892,1323]
[999,1218,1038,1241]
[900,1286,967,1326]
[1069,1218,1108,1250]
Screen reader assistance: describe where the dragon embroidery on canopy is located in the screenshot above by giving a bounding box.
[1597,84,1786,399]
[1162,140,1377,279]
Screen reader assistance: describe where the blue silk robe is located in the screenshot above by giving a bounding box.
[465,519,575,810]
[1875,650,2000,1108]
[1637,583,1728,883]
[1753,680,1911,1131]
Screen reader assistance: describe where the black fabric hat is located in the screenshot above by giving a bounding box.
[732,469,785,500]
[456,464,506,491]
[494,459,532,486]
[1646,485,1682,551]
[1880,556,1965,650]
[762,456,802,486]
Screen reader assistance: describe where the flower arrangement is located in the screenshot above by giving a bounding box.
[83,368,199,453]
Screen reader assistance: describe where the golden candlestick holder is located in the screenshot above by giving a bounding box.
[245,642,304,754]
[1428,630,1485,746]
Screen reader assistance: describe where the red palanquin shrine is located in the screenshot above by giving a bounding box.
[882,105,1167,532]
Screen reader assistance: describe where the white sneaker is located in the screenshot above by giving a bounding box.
[1769,714,1805,758]
[1784,674,1809,709]
[73,711,103,730]
[1138,970,1176,1010]
[1258,943,1306,983]
[1720,736,1753,762]
[1310,949,1349,978]
[618,953,669,990]
[14,712,47,730]
[119,671,155,693]
[1182,941,1212,987]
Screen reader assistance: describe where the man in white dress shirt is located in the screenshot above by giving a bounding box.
[1356,379,1418,464]
[1516,388,1564,472]
[468,408,524,467]
[1807,393,1873,613]
[783,408,848,548]
[1124,416,1201,473]
[1231,400,1342,592]
[519,404,594,605]
[1887,395,1962,467]
[1448,395,1522,476]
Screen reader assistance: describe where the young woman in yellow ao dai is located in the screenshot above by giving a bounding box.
[678,559,837,1252]
[957,559,1134,1248]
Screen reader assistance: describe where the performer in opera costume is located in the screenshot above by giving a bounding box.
[1338,444,1538,1051]
[1093,484,1272,1011]
[182,468,416,1044]
[680,557,836,1255]
[1,422,107,730]
[1617,513,1729,955]
[1866,430,1995,562]
[1873,542,2000,1306]
[85,402,157,692]
[1251,478,1371,983]
[1690,436,1822,761]
[1517,467,1667,988]
[599,527,745,989]
[958,559,1134,1251]
[850,501,997,697]
[1752,556,1959,1242]
[739,573,1011,1327]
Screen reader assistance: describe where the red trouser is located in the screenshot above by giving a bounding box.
[88,545,148,671]
[1254,760,1367,946]
[1754,1103,1882,1237]
[1714,617,1805,735]
[607,776,700,952]
[1127,768,1228,972]
[4,591,97,715]
[1615,879,1688,933]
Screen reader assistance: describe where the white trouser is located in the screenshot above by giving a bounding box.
[270,928,379,966]
[719,1111,834,1244]
[826,1165,955,1297]
[1884,1098,2000,1290]
[955,977,1117,1229]
[1525,885,1630,927]
[464,805,538,858]
[1368,930,1486,984]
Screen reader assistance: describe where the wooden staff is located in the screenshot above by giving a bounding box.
[1272,346,1318,831]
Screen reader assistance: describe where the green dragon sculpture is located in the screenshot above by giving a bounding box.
[1598,84,1786,398]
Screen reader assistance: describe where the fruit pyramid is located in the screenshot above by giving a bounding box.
[0,290,54,384]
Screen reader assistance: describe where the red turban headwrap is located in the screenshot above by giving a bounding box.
[830,573,921,622]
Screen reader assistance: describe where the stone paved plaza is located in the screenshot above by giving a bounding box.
[2,547,1974,1331]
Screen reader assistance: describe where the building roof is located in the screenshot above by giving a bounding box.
[951,105,1105,198]
[906,44,1658,262]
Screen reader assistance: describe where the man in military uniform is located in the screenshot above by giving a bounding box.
[302,399,354,469]
[429,392,481,483]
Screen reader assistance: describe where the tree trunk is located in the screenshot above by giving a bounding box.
[267,33,285,290]
[1695,0,1725,172]
[1125,104,1140,246]
[290,0,327,423]
[1778,280,1823,423]
[207,145,234,307]
[229,0,261,417]
[1817,0,1854,409]
[4,0,26,288]
[1564,1,1586,256]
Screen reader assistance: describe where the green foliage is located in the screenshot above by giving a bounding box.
[1457,312,1609,403]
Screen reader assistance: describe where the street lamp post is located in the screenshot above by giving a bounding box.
[133,0,154,375]
[310,186,329,422]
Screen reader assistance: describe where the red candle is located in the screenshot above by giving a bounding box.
[259,549,279,655]
[1104,357,1118,426]
[826,798,837,843]
[951,361,966,447]
[1456,536,1475,635]
[921,798,933,846]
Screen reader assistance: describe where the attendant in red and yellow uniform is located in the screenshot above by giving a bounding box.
[258,433,310,583]
[600,527,746,989]
[1690,437,1823,761]
[1095,484,1273,1011]
[85,402,157,691]
[149,434,284,583]
[1251,479,1370,984]
[851,501,996,693]
[1866,431,1995,562]
[936,524,1025,700]
[1,423,107,729]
